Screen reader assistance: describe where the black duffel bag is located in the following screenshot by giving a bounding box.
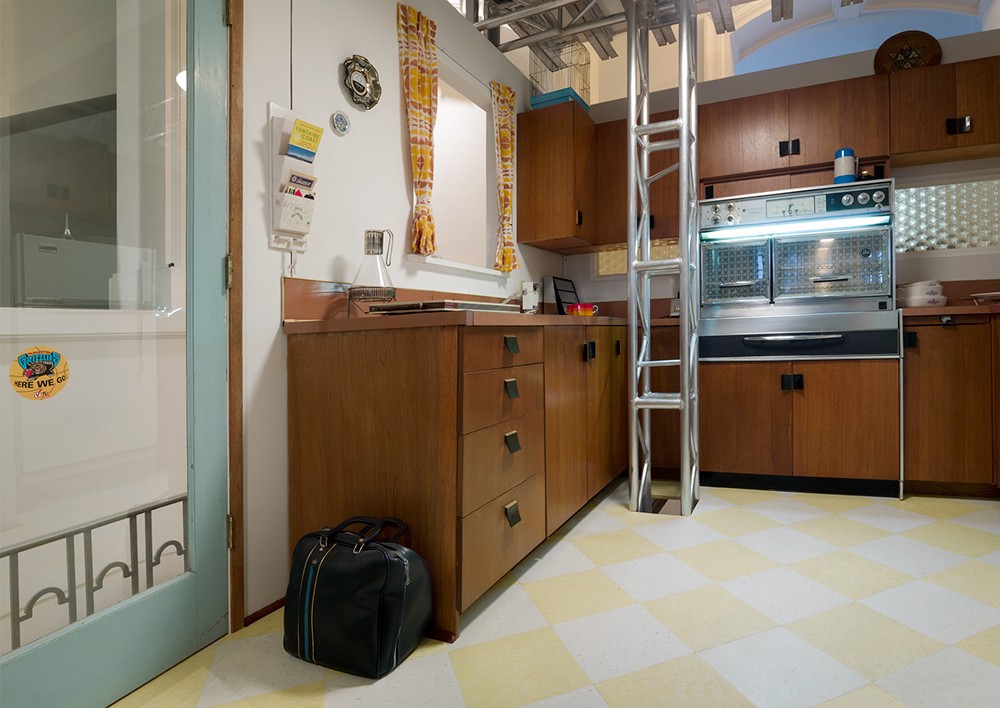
[283,515,432,678]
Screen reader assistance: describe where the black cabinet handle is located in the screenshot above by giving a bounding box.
[779,140,789,157]
[503,378,520,399]
[790,138,800,155]
[589,341,597,360]
[781,373,804,390]
[903,331,918,348]
[576,210,583,226]
[504,500,522,527]
[504,430,521,454]
[946,116,972,135]
[615,339,621,356]
[779,139,801,157]
[503,335,519,354]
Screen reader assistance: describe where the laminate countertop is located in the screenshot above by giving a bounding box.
[283,312,626,335]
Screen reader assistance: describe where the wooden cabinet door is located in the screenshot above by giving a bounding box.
[792,360,899,480]
[789,74,890,166]
[890,63,957,155]
[700,91,789,179]
[586,326,627,497]
[699,362,793,475]
[517,102,595,251]
[648,110,680,241]
[544,326,589,534]
[650,326,681,471]
[903,322,993,483]
[593,118,629,246]
[956,56,1000,150]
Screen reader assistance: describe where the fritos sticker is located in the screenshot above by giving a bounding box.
[9,347,69,400]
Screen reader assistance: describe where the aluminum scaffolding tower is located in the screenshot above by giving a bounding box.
[626,0,699,515]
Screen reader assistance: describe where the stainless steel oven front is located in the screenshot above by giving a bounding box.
[698,179,900,360]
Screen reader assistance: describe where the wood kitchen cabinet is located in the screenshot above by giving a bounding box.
[517,101,596,252]
[700,75,890,181]
[902,314,994,484]
[890,56,1000,164]
[698,359,899,480]
[544,324,627,533]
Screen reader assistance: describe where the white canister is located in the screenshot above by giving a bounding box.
[834,148,857,184]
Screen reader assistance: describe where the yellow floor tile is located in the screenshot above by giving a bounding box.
[956,625,1000,668]
[409,637,449,660]
[571,528,666,566]
[705,487,784,506]
[884,496,987,520]
[215,681,325,707]
[521,568,634,625]
[820,683,907,707]
[602,503,670,527]
[795,493,879,514]
[791,551,912,600]
[111,644,217,708]
[788,603,943,680]
[924,560,1000,608]
[673,539,778,583]
[793,514,889,548]
[903,521,1000,558]
[597,654,753,707]
[691,507,781,537]
[221,609,285,642]
[450,628,589,708]
[645,585,776,652]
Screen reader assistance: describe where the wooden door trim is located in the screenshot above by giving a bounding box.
[227,0,246,632]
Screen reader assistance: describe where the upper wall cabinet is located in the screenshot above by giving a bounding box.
[890,56,1000,165]
[700,75,890,180]
[517,101,596,252]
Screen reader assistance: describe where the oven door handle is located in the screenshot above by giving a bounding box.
[718,280,759,288]
[809,275,850,283]
[743,334,844,343]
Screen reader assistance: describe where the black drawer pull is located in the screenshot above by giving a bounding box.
[946,116,972,135]
[504,431,521,454]
[903,331,918,348]
[504,378,520,399]
[503,335,520,354]
[780,373,804,390]
[504,500,521,527]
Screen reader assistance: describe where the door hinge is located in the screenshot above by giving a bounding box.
[226,514,234,549]
[225,253,233,290]
[224,0,234,27]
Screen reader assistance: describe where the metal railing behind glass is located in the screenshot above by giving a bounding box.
[1,494,188,653]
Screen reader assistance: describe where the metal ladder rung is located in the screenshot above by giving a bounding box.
[638,358,679,368]
[633,257,681,276]
[634,392,682,410]
[633,118,681,137]
[646,138,680,153]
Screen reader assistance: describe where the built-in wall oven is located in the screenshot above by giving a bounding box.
[698,179,900,359]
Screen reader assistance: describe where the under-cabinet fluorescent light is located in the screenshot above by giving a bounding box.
[701,214,890,241]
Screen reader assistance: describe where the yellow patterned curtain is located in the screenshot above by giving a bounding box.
[397,3,438,255]
[491,82,518,272]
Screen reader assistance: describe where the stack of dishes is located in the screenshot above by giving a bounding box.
[897,280,947,307]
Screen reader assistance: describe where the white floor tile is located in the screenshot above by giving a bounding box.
[980,550,1000,568]
[862,580,1000,644]
[635,517,727,551]
[735,526,840,565]
[948,508,1000,537]
[552,605,691,683]
[841,504,937,533]
[600,552,712,602]
[324,652,465,708]
[721,567,850,623]
[197,634,328,706]
[877,647,1000,708]
[700,627,866,708]
[744,498,829,524]
[850,535,967,577]
[689,491,736,513]
[514,539,596,583]
[525,685,609,708]
[561,509,627,539]
[452,582,548,649]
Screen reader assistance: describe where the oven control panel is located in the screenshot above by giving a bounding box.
[700,179,893,229]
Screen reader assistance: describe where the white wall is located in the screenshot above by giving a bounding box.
[242,0,562,615]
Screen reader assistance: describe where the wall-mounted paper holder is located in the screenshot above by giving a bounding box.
[268,102,320,254]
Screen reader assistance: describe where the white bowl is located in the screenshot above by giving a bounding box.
[900,295,947,308]
[899,279,941,287]
[897,284,943,297]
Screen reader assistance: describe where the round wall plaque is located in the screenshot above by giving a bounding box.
[343,55,381,110]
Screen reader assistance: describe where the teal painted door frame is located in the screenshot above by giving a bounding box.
[0,1,230,705]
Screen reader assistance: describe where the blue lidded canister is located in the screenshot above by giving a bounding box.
[834,147,857,184]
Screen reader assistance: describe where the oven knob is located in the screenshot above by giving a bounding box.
[711,215,721,225]
[857,192,870,205]
[726,202,735,212]
[725,215,735,224]
[711,204,721,214]
[873,190,886,203]
[841,194,854,206]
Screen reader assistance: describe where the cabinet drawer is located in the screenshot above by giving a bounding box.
[460,409,544,515]
[461,363,543,433]
[460,471,545,612]
[462,327,543,372]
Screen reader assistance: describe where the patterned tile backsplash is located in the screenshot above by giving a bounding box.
[595,179,999,275]
[895,179,1000,252]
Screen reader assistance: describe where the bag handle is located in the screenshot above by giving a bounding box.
[379,517,409,544]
